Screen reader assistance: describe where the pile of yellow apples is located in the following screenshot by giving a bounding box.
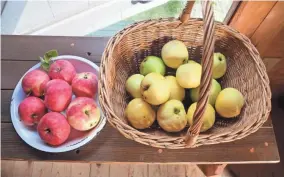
[125,40,244,133]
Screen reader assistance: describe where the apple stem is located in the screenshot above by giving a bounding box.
[85,110,89,116]
[45,128,51,133]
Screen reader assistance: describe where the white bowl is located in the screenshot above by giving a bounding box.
[10,55,106,153]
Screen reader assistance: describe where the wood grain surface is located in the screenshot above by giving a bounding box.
[1,122,279,163]
[2,160,284,177]
[0,35,280,164]
[1,161,209,177]
[229,1,277,38]
[1,35,107,62]
[251,2,284,57]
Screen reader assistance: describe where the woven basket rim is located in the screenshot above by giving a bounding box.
[99,18,272,148]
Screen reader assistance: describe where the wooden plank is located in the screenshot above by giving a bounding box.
[251,2,284,57]
[130,164,148,177]
[1,60,38,89]
[1,60,100,89]
[229,1,277,38]
[13,161,33,177]
[90,163,110,177]
[31,161,53,177]
[1,90,13,123]
[1,123,279,163]
[51,162,72,177]
[1,160,15,177]
[70,163,90,177]
[109,164,131,177]
[185,165,205,177]
[148,164,168,177]
[264,27,284,58]
[167,164,186,177]
[1,35,108,62]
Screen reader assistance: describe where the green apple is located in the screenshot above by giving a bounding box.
[213,53,227,79]
[140,56,166,76]
[176,61,202,88]
[215,88,244,118]
[165,76,185,101]
[187,102,215,132]
[126,74,144,98]
[157,99,187,132]
[140,73,170,105]
[190,79,221,105]
[125,98,156,129]
[161,40,188,69]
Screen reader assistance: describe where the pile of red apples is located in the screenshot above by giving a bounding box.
[19,59,100,146]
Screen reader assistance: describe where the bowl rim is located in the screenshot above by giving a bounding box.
[11,55,106,153]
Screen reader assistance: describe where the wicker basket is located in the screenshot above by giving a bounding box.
[99,1,271,149]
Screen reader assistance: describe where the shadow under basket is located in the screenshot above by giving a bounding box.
[99,18,271,149]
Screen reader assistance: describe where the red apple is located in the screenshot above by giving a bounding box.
[48,60,76,84]
[67,97,100,131]
[18,96,47,126]
[44,79,72,112]
[66,97,94,115]
[22,69,50,97]
[72,72,98,98]
[37,112,70,146]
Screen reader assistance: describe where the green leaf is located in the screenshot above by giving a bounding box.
[39,50,58,72]
[43,55,51,62]
[44,50,58,60]
[41,62,50,72]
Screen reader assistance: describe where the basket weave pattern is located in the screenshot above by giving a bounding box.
[99,2,271,149]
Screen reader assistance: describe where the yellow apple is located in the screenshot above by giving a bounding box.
[140,73,170,105]
[213,52,227,79]
[125,98,156,129]
[161,40,188,69]
[190,79,221,105]
[165,76,185,101]
[187,102,215,132]
[215,88,244,118]
[126,74,144,98]
[157,99,187,132]
[176,61,202,88]
[140,56,166,76]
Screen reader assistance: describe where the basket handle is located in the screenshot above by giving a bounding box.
[179,1,195,23]
[179,1,215,147]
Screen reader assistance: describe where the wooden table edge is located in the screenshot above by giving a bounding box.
[1,158,280,165]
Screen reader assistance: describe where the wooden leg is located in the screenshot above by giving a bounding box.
[198,164,228,177]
